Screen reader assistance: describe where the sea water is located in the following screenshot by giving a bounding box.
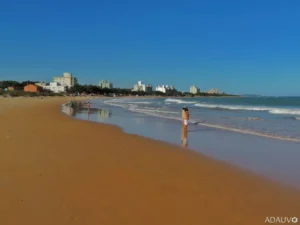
[62,97,300,189]
[103,97,300,141]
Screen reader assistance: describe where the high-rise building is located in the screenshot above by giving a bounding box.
[155,85,175,93]
[99,80,113,89]
[132,81,152,92]
[53,72,75,88]
[190,85,200,94]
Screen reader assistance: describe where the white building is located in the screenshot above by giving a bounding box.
[53,72,75,88]
[132,81,152,92]
[190,85,200,94]
[155,85,175,93]
[43,82,66,93]
[99,80,113,89]
[206,88,221,94]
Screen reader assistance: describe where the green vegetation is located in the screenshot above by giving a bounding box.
[67,84,236,97]
[0,80,40,90]
[66,85,184,96]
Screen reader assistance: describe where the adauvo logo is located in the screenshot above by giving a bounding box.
[265,217,298,224]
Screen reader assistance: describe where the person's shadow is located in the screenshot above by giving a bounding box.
[181,125,188,147]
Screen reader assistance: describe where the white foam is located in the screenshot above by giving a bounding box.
[126,106,300,142]
[194,103,300,116]
[165,98,197,104]
[127,101,152,104]
[104,99,179,115]
[194,103,271,111]
[269,109,300,115]
[103,99,129,109]
[103,98,300,142]
[131,108,179,114]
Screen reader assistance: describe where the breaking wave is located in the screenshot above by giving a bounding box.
[103,99,300,143]
[165,98,197,104]
[194,103,300,116]
[127,101,152,104]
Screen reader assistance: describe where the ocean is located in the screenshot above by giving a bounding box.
[62,96,300,188]
[103,96,300,142]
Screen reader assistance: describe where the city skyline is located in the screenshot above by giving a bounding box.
[1,1,300,96]
[0,73,217,93]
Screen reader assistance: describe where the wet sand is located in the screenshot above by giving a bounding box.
[0,97,300,225]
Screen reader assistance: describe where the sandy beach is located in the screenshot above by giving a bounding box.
[0,96,300,225]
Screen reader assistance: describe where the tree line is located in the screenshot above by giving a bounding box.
[66,85,234,97]
[66,84,184,96]
[0,80,40,90]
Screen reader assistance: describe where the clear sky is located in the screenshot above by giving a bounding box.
[0,0,299,96]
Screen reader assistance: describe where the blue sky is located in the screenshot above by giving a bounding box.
[0,0,299,96]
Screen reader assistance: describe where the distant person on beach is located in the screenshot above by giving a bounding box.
[182,106,189,127]
[85,102,92,111]
[69,100,74,108]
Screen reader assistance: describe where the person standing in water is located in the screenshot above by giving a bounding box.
[180,106,189,147]
[182,106,189,127]
[86,102,91,110]
[85,102,94,111]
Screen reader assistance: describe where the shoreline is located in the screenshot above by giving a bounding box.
[100,97,300,143]
[64,99,300,190]
[66,99,300,188]
[1,97,300,225]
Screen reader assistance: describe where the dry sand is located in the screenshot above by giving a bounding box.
[0,96,299,225]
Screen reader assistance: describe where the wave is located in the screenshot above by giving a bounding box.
[128,108,180,115]
[103,100,129,109]
[269,109,300,115]
[194,103,271,111]
[130,109,300,142]
[165,98,197,104]
[127,101,152,104]
[194,103,300,116]
[103,99,179,115]
[102,100,300,142]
